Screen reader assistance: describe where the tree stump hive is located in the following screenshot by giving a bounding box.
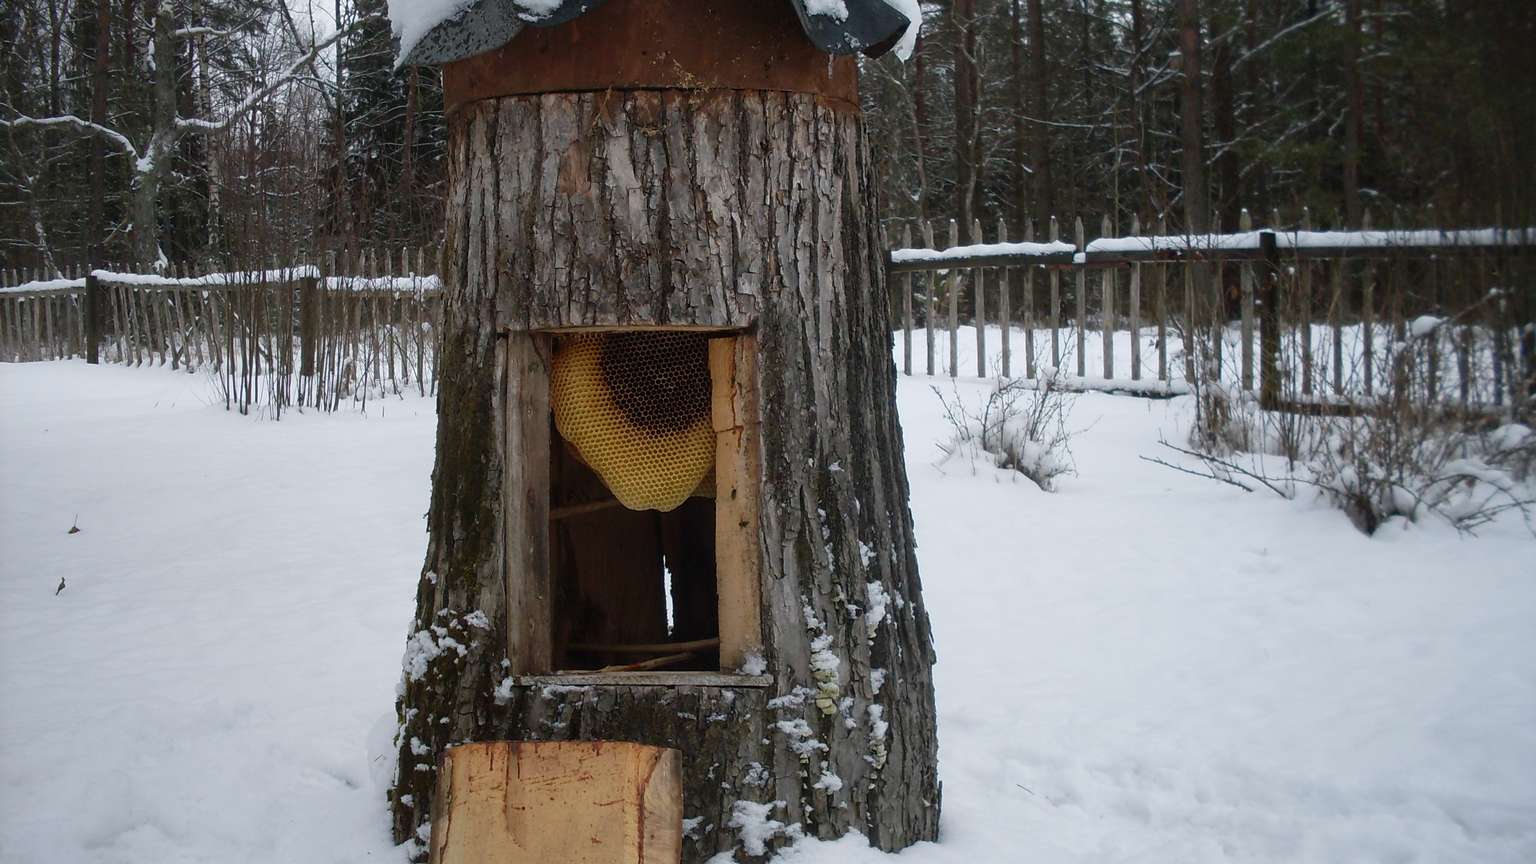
[389,1,940,860]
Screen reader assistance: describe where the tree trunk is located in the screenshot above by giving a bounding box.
[89,0,109,267]
[1343,0,1364,228]
[953,0,979,243]
[1026,0,1054,216]
[389,89,940,863]
[1177,0,1209,234]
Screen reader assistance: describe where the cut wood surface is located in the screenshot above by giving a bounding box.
[429,741,681,864]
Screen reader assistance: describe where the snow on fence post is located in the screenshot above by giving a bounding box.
[998,217,1011,378]
[85,272,101,364]
[1075,216,1087,377]
[1101,214,1115,381]
[1129,213,1142,381]
[974,217,986,378]
[901,223,913,376]
[1259,229,1282,409]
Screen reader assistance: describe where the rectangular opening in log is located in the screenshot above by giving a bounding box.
[534,329,762,679]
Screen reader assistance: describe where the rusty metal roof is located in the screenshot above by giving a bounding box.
[399,0,911,67]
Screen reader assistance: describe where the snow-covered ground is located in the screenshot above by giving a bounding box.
[2,343,1533,864]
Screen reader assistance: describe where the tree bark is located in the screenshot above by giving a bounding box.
[953,0,979,243]
[390,89,940,863]
[1177,0,1209,234]
[1026,0,1055,216]
[1343,0,1364,228]
[89,0,110,267]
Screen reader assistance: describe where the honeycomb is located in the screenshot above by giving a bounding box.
[550,332,716,512]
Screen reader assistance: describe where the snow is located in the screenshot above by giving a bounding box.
[891,240,1076,264]
[803,0,850,22]
[1084,227,1536,257]
[325,274,441,295]
[2,348,1534,863]
[91,266,321,286]
[388,0,478,65]
[883,0,922,60]
[0,277,84,295]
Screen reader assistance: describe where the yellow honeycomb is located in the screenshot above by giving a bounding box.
[550,332,716,512]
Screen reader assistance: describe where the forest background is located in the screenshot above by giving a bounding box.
[2,0,1533,271]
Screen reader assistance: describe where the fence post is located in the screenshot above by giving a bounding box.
[973,217,985,378]
[1049,216,1061,370]
[947,218,959,378]
[1259,229,1281,409]
[85,272,101,364]
[997,217,1010,379]
[901,223,912,376]
[1101,214,1115,380]
[1129,213,1142,382]
[1075,216,1086,378]
[301,261,319,378]
[1238,209,1255,391]
[923,219,936,376]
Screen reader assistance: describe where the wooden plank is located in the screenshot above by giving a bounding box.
[1075,217,1086,378]
[1239,210,1255,391]
[1023,220,1036,379]
[997,217,1010,378]
[973,217,985,378]
[947,219,959,378]
[429,741,682,864]
[709,335,763,672]
[1155,217,1168,381]
[1049,216,1061,369]
[1330,260,1345,396]
[504,332,553,675]
[1129,215,1142,381]
[1101,214,1115,380]
[922,219,936,376]
[901,223,912,376]
[1300,210,1314,395]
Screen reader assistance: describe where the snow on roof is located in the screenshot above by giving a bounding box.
[392,0,921,68]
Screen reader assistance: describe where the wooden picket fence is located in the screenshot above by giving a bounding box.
[0,249,443,415]
[886,212,1536,415]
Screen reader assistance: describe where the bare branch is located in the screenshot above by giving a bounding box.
[175,26,346,136]
[1,114,138,159]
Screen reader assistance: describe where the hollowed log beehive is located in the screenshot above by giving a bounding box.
[390,2,939,860]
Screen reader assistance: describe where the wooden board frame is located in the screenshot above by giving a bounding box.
[708,334,764,672]
[506,329,764,679]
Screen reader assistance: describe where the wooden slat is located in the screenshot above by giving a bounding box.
[901,223,912,376]
[1299,209,1315,396]
[709,335,763,672]
[1129,214,1142,381]
[503,332,553,675]
[1049,217,1061,369]
[1075,217,1086,377]
[973,217,985,378]
[429,742,681,864]
[923,220,936,377]
[997,217,1010,378]
[1239,210,1255,391]
[1101,214,1114,380]
[947,219,959,378]
[1023,220,1037,379]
